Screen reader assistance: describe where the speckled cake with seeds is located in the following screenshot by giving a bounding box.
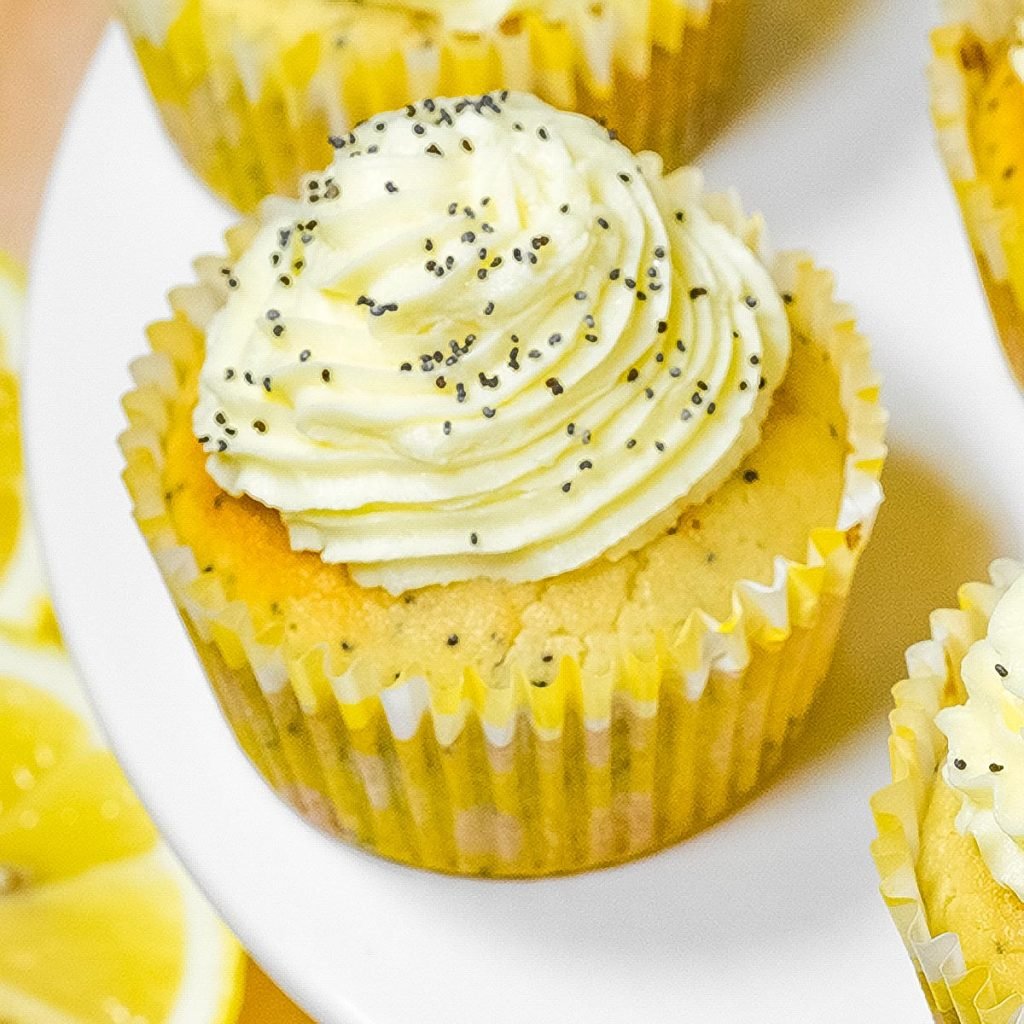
[872,560,1024,1023]
[122,94,886,876]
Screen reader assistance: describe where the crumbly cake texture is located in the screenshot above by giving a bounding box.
[919,779,1024,1006]
[123,184,885,876]
[120,0,744,211]
[162,306,841,687]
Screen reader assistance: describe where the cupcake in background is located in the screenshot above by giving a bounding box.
[873,561,1024,1022]
[121,93,885,877]
[117,0,745,211]
[931,0,1024,382]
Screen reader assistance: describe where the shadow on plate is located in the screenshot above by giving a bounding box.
[780,445,999,780]
[722,0,879,124]
[419,450,1001,968]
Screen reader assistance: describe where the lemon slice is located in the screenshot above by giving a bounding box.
[0,257,308,1023]
[0,365,47,618]
[0,639,246,1024]
[0,253,25,369]
[0,265,51,639]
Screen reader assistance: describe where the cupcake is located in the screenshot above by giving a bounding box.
[118,0,745,212]
[873,561,1024,1021]
[931,0,1024,382]
[121,93,886,877]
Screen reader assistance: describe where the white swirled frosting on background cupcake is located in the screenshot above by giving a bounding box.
[194,93,791,593]
[379,0,639,32]
[939,571,1024,898]
[1013,18,1024,85]
[387,0,517,30]
[128,0,654,41]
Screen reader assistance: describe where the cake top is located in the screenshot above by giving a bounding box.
[940,570,1024,898]
[194,93,790,594]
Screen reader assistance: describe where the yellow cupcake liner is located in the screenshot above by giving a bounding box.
[118,0,746,212]
[871,559,1024,1024]
[120,187,886,877]
[931,1,1024,383]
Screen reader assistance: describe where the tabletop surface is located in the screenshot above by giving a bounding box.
[25,2,1021,1021]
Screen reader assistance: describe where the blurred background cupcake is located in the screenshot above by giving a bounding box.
[931,0,1024,382]
[117,0,745,211]
[121,93,885,878]
[873,560,1024,1022]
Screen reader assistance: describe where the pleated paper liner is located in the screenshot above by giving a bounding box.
[120,183,886,878]
[931,1,1024,385]
[118,0,745,212]
[871,560,1024,1024]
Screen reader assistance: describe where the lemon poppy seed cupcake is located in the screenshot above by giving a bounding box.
[931,0,1024,382]
[118,0,745,212]
[122,93,885,877]
[873,561,1024,1021]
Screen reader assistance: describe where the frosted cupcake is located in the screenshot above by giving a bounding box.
[931,0,1024,381]
[122,93,886,876]
[873,561,1024,1021]
[118,0,745,211]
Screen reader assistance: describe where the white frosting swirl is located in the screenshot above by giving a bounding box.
[384,0,640,32]
[369,0,648,33]
[938,570,1024,899]
[194,94,790,593]
[128,0,649,41]
[1012,18,1024,85]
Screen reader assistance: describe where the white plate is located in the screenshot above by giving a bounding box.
[24,3,1022,1022]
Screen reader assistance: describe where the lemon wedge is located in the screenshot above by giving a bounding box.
[0,364,54,642]
[0,638,246,1024]
[0,254,312,1024]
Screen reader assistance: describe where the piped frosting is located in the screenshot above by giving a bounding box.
[194,93,790,593]
[939,568,1024,899]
